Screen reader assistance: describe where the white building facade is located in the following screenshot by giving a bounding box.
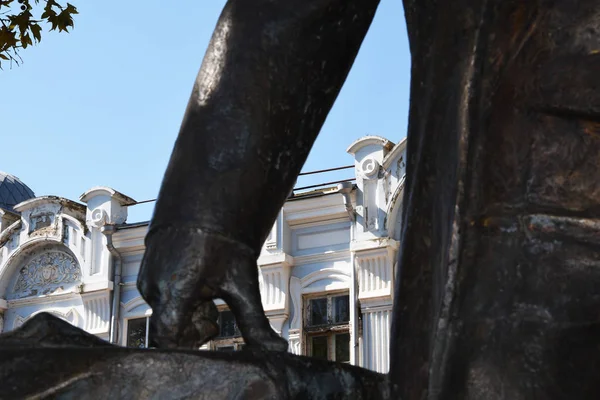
[0,135,406,373]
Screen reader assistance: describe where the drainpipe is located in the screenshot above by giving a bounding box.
[337,182,359,365]
[101,224,122,344]
[349,219,361,365]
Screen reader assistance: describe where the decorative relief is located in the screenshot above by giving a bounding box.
[12,309,80,330]
[360,158,380,179]
[265,221,278,250]
[29,212,58,238]
[49,308,80,328]
[288,331,301,355]
[29,212,53,231]
[83,295,110,333]
[90,208,107,228]
[356,252,393,299]
[11,251,81,299]
[259,264,290,311]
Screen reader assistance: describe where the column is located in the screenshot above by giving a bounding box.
[257,252,293,338]
[352,239,398,373]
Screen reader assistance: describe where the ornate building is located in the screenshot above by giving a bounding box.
[0,135,406,373]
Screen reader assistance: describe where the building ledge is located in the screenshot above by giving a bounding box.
[350,238,399,252]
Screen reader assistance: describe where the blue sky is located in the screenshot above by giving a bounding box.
[1,0,410,223]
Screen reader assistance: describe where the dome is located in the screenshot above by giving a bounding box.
[0,171,35,212]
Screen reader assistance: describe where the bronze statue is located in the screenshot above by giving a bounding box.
[137,0,380,351]
[392,0,600,398]
[2,0,600,398]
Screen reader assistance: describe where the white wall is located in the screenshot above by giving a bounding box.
[0,135,407,373]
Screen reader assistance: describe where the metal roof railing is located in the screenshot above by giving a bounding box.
[125,165,356,207]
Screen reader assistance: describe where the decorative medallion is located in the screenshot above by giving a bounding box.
[11,251,81,299]
[360,158,380,179]
[89,208,107,228]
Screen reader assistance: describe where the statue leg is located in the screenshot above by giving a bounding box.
[141,226,286,350]
[138,0,380,350]
[219,255,284,350]
[139,227,221,349]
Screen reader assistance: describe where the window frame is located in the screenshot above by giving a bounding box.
[124,315,151,349]
[209,306,245,351]
[123,306,153,348]
[303,291,351,363]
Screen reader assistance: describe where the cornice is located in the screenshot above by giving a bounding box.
[350,238,399,253]
[292,249,350,266]
[7,290,81,307]
[258,252,294,267]
[112,225,147,253]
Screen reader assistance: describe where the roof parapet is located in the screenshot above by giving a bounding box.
[13,196,86,214]
[79,186,136,206]
[346,135,394,155]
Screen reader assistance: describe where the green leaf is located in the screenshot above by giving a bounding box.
[10,11,32,36]
[0,28,18,49]
[65,3,77,14]
[21,32,32,48]
[30,23,41,42]
[56,8,74,32]
[0,0,79,69]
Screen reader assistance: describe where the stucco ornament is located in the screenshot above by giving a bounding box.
[11,251,81,299]
[360,158,380,179]
[2,0,600,398]
[89,208,107,228]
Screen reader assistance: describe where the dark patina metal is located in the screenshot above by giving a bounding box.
[392,0,600,398]
[0,314,388,399]
[2,0,600,398]
[137,0,380,352]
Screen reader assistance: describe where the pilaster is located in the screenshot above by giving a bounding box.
[347,136,393,239]
[351,237,398,373]
[258,252,293,336]
[79,187,134,284]
[288,330,301,355]
[82,291,111,336]
[79,187,135,342]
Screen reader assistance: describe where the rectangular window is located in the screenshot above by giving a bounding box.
[126,317,150,348]
[304,293,351,363]
[310,335,329,360]
[335,332,350,363]
[309,298,328,326]
[217,310,241,338]
[333,295,350,324]
[210,309,245,351]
